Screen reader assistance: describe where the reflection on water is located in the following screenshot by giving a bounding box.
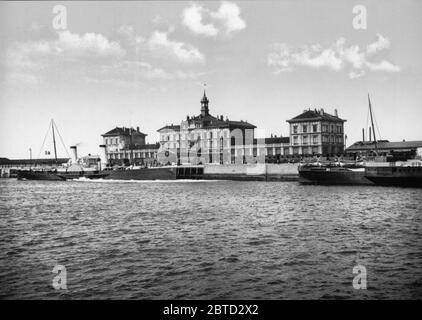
[0,179,421,299]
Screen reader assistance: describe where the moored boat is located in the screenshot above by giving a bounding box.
[298,161,373,185]
[364,159,422,188]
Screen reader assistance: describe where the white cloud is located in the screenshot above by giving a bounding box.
[182,3,219,37]
[367,34,390,54]
[268,34,400,78]
[365,60,400,72]
[211,1,246,35]
[146,30,204,63]
[56,31,126,57]
[3,28,207,88]
[182,1,246,37]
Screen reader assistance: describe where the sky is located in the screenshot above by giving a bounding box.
[1,0,421,159]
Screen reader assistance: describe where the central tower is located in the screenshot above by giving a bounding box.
[200,90,209,117]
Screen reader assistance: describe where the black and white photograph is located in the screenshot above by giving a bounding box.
[0,0,421,307]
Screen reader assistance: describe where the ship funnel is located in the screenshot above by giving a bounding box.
[70,146,78,163]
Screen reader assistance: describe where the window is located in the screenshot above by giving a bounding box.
[313,124,318,132]
[293,125,298,134]
[293,136,298,145]
[303,125,307,133]
[303,135,308,144]
[313,136,318,144]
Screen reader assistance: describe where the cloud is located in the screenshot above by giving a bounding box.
[3,30,126,85]
[367,34,390,55]
[101,61,203,81]
[268,34,400,79]
[146,30,204,63]
[211,1,246,35]
[3,29,207,88]
[182,3,219,37]
[182,1,246,37]
[56,31,126,57]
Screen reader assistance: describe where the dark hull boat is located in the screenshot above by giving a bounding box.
[365,162,422,188]
[298,165,373,185]
[17,170,110,181]
[17,170,66,181]
[104,167,177,180]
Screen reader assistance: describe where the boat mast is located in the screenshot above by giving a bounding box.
[51,119,58,165]
[368,94,378,154]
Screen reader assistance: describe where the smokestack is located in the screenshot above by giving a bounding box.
[362,128,365,142]
[70,146,78,163]
[99,144,107,169]
[369,127,372,142]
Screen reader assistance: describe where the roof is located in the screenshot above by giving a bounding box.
[262,137,290,144]
[157,124,181,132]
[102,127,147,137]
[138,143,160,150]
[158,92,256,131]
[346,140,422,152]
[287,109,346,123]
[0,158,70,165]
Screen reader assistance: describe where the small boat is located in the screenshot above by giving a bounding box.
[17,169,66,181]
[298,161,373,185]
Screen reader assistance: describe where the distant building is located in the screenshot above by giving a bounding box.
[345,140,422,159]
[101,126,159,166]
[287,108,346,157]
[157,91,256,165]
[261,136,291,163]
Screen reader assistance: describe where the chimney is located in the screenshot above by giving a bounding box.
[136,126,140,132]
[320,108,324,116]
[187,116,190,121]
[334,109,338,117]
[70,146,78,163]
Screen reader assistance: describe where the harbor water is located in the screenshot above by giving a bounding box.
[0,179,421,299]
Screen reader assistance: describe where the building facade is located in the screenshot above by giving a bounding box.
[287,108,346,157]
[157,91,256,165]
[102,127,159,166]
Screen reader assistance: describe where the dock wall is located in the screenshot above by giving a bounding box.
[203,163,299,181]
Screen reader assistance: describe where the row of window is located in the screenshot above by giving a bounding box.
[105,138,120,145]
[292,124,343,134]
[292,135,343,145]
[161,130,231,142]
[108,151,156,159]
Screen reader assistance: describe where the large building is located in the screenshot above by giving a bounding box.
[102,126,159,166]
[157,91,256,165]
[287,108,346,157]
[101,94,349,166]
